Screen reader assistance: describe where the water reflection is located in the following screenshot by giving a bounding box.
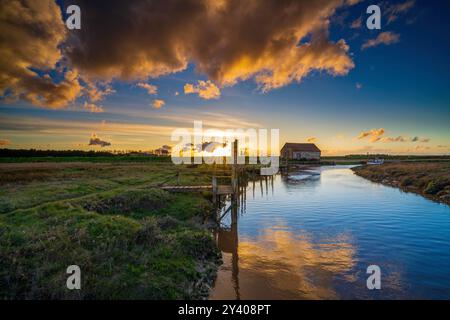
[210,166,450,299]
[211,227,356,299]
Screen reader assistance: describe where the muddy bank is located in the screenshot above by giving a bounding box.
[352,163,450,206]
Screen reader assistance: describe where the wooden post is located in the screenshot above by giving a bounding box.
[231,139,238,195]
[176,170,180,185]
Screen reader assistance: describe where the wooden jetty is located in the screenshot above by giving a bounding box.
[161,184,233,195]
[160,139,241,200]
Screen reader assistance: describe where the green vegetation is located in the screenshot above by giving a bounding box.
[0,162,224,299]
[352,162,450,205]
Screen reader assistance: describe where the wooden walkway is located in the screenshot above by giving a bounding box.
[161,185,233,195]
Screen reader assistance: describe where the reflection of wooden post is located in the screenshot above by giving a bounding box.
[212,176,218,206]
[231,190,240,299]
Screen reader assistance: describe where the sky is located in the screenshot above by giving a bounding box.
[0,0,449,155]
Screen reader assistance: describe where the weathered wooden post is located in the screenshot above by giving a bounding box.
[176,170,180,185]
[231,139,238,196]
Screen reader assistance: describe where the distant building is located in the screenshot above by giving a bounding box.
[281,143,321,160]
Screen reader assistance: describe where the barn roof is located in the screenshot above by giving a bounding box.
[281,143,321,152]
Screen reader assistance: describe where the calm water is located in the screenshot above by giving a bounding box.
[209,166,450,299]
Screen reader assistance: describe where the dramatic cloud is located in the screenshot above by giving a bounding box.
[0,139,11,146]
[1,0,359,108]
[385,0,415,24]
[350,17,362,29]
[307,137,318,143]
[137,83,158,95]
[152,99,165,109]
[184,80,221,100]
[357,128,385,142]
[88,134,111,147]
[83,102,104,113]
[0,0,83,108]
[66,0,356,92]
[362,32,400,50]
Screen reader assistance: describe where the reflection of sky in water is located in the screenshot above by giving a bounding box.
[210,166,450,299]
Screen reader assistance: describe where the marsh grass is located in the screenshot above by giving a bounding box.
[0,162,223,299]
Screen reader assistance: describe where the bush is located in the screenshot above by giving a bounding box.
[424,179,449,195]
[401,177,415,187]
[134,217,162,246]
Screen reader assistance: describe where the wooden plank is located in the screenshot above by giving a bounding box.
[217,185,233,195]
[161,184,234,195]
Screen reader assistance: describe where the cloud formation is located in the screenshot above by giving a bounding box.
[152,99,165,109]
[137,83,158,95]
[0,0,83,108]
[184,80,221,100]
[84,81,115,102]
[357,129,431,144]
[362,32,400,50]
[0,0,360,108]
[357,128,385,142]
[0,139,11,146]
[307,137,318,143]
[380,135,408,143]
[83,102,104,113]
[385,0,415,24]
[411,136,430,143]
[66,0,356,92]
[89,134,111,147]
[350,17,362,29]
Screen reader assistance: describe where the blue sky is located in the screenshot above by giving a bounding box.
[0,0,449,154]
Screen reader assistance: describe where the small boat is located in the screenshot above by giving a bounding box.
[367,158,384,165]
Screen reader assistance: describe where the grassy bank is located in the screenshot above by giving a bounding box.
[0,162,224,299]
[352,162,450,205]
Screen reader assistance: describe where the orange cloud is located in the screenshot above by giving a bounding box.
[0,139,11,146]
[357,128,385,142]
[84,81,116,102]
[307,137,318,143]
[83,102,104,113]
[362,32,400,50]
[152,99,165,109]
[0,0,358,108]
[0,0,83,108]
[137,83,158,95]
[184,80,221,100]
[357,130,432,144]
[67,0,356,92]
[1,0,359,107]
